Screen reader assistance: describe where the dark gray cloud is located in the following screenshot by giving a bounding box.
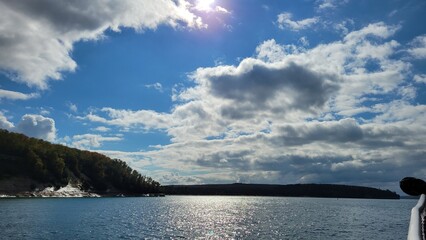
[196,60,339,119]
[2,0,107,32]
[195,150,255,170]
[269,119,420,150]
[185,119,426,191]
[271,119,363,146]
[0,0,201,88]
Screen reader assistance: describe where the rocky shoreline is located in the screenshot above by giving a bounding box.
[0,177,165,198]
[0,177,97,197]
[0,182,100,198]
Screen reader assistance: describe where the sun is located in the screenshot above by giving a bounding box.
[195,0,215,12]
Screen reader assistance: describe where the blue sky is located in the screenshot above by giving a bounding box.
[1,0,426,193]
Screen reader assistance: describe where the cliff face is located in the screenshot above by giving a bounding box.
[0,177,100,197]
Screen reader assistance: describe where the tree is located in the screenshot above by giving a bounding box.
[0,129,161,194]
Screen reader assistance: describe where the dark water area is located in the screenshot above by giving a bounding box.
[0,196,415,239]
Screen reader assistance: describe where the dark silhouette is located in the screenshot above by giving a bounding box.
[400,177,426,196]
[162,183,400,199]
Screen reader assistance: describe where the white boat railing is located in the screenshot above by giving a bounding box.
[408,194,426,240]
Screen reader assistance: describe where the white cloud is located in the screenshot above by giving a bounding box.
[255,39,286,63]
[0,113,57,142]
[67,102,78,113]
[72,133,123,149]
[86,107,173,130]
[39,107,51,116]
[100,116,426,188]
[299,37,309,47]
[414,74,426,83]
[0,112,14,130]
[388,10,398,17]
[372,100,426,125]
[0,0,203,89]
[407,34,426,59]
[343,22,399,41]
[215,6,230,14]
[80,22,425,191]
[85,22,410,137]
[0,89,39,101]
[145,82,164,92]
[15,114,56,141]
[256,40,305,62]
[333,19,354,35]
[316,0,349,10]
[193,0,229,14]
[92,126,111,132]
[276,12,319,31]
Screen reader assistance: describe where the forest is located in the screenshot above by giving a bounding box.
[0,129,160,195]
[162,183,400,199]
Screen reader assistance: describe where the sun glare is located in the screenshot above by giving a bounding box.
[195,0,215,12]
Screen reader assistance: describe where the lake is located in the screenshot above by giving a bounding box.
[0,196,415,239]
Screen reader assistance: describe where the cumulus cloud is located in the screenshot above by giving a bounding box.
[0,112,14,130]
[255,39,287,63]
[14,114,56,141]
[85,22,411,136]
[191,59,339,119]
[92,126,111,132]
[0,113,56,141]
[81,22,425,191]
[276,12,319,31]
[0,89,39,101]
[71,134,122,149]
[0,0,203,89]
[271,119,363,146]
[407,34,426,59]
[414,74,426,83]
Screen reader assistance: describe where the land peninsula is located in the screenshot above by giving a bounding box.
[162,183,400,199]
[0,130,160,197]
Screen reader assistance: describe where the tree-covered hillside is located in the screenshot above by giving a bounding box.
[163,183,400,199]
[0,129,160,194]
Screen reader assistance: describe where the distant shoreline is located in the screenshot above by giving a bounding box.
[162,183,400,199]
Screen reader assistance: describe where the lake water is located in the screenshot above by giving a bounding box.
[0,196,415,239]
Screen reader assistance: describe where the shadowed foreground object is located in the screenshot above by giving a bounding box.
[400,177,426,196]
[402,177,426,240]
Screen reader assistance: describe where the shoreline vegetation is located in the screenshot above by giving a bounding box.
[0,130,161,197]
[162,183,400,199]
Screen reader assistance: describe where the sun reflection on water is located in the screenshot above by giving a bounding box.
[164,196,256,238]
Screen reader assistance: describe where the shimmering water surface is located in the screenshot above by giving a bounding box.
[0,196,414,239]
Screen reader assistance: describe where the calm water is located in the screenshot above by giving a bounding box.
[0,196,415,239]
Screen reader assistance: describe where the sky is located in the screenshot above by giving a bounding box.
[0,0,425,194]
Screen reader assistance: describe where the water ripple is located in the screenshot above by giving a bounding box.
[0,196,415,239]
